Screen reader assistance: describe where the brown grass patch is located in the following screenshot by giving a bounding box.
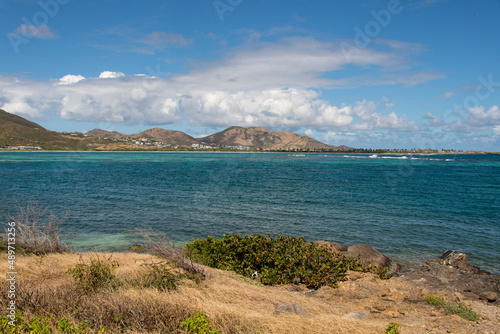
[0,252,386,333]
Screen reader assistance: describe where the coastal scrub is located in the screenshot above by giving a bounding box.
[184,233,366,288]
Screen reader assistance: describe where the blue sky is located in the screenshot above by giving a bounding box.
[1,0,499,151]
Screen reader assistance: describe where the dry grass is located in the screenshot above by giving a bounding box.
[134,228,206,279]
[0,252,386,333]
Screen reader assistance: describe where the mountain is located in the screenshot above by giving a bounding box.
[200,126,343,150]
[0,109,84,150]
[1,109,352,151]
[132,128,198,145]
[85,129,127,139]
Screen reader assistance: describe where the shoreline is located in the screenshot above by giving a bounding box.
[1,246,498,333]
[1,149,499,154]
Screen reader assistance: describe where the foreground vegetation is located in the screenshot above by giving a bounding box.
[0,203,390,333]
[1,202,489,333]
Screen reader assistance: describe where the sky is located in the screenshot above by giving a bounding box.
[1,0,499,151]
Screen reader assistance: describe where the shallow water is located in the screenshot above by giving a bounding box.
[1,152,498,273]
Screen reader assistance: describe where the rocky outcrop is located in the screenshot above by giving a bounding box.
[311,241,400,275]
[402,251,499,304]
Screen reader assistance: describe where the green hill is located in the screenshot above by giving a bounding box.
[0,109,94,150]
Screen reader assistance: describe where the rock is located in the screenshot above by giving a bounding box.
[479,292,498,302]
[331,242,348,252]
[273,302,306,315]
[403,252,500,305]
[343,311,369,321]
[312,241,341,254]
[346,244,399,274]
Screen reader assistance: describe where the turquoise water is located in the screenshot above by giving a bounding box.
[0,152,499,273]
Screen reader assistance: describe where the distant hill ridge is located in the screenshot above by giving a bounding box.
[86,126,346,150]
[0,109,350,150]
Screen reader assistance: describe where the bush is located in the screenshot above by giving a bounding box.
[140,262,178,291]
[67,255,119,293]
[385,322,400,334]
[444,303,479,321]
[3,201,70,255]
[425,294,446,306]
[185,233,366,289]
[0,312,102,334]
[180,312,221,334]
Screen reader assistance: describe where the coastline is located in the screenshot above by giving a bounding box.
[1,245,498,333]
[1,149,499,154]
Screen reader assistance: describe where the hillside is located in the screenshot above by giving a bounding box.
[1,109,352,151]
[0,109,86,150]
[132,128,198,145]
[201,126,343,150]
[85,129,127,139]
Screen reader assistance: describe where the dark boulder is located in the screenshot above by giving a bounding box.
[403,251,500,304]
[346,244,399,275]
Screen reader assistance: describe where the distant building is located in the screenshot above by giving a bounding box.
[8,146,42,150]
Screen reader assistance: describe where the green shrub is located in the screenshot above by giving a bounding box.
[57,317,99,333]
[0,313,104,334]
[67,256,119,293]
[0,311,26,333]
[185,233,366,289]
[385,322,400,334]
[141,263,178,291]
[425,294,446,306]
[27,317,52,333]
[180,312,221,334]
[444,303,479,321]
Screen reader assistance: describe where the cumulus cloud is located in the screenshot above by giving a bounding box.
[58,75,86,85]
[13,24,58,39]
[466,105,500,127]
[0,37,442,137]
[0,73,416,132]
[99,71,125,79]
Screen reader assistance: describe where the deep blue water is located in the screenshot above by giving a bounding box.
[0,152,498,273]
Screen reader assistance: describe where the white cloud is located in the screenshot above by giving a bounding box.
[58,75,86,85]
[0,37,442,138]
[13,24,57,39]
[1,101,39,117]
[173,37,442,91]
[99,71,125,79]
[466,105,500,127]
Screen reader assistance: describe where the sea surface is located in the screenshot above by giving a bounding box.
[0,152,498,273]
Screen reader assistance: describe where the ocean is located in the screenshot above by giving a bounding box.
[0,152,498,273]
